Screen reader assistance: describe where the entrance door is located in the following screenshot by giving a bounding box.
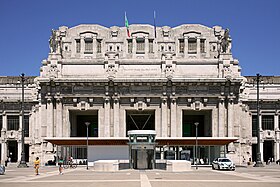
[137,149,148,169]
[263,140,274,163]
[7,140,18,162]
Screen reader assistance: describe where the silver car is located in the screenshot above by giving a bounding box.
[212,158,235,171]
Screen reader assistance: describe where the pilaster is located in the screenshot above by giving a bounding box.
[46,98,54,137]
[80,36,85,54]
[103,97,111,137]
[161,97,168,137]
[113,97,120,137]
[184,36,188,58]
[196,38,201,57]
[218,99,225,137]
[132,36,136,58]
[227,98,234,137]
[144,37,149,58]
[56,98,63,137]
[170,97,177,137]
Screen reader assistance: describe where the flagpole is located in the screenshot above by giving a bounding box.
[154,11,157,38]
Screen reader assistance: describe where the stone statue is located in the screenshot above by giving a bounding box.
[49,29,60,53]
[221,28,231,53]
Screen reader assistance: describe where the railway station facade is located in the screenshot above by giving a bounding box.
[0,23,279,168]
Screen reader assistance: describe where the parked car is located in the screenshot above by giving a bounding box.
[212,158,235,171]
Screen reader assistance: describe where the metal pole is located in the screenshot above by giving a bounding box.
[194,122,199,170]
[85,122,90,170]
[254,73,263,167]
[18,73,28,167]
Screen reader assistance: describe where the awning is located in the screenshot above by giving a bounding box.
[44,137,238,146]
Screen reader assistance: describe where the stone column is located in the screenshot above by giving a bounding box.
[274,114,279,130]
[103,97,111,137]
[205,39,210,58]
[92,37,97,58]
[80,36,85,54]
[2,112,6,130]
[218,99,225,137]
[1,140,6,164]
[17,140,21,162]
[227,99,234,137]
[161,97,168,137]
[196,38,200,57]
[260,140,264,162]
[276,141,280,160]
[113,97,120,137]
[170,97,177,137]
[46,98,54,137]
[132,36,136,58]
[144,37,149,58]
[56,98,63,137]
[184,36,188,58]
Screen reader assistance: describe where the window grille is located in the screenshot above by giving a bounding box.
[200,39,206,53]
[188,39,197,54]
[97,39,102,53]
[252,115,257,137]
[76,39,81,53]
[24,115,29,137]
[127,39,132,53]
[149,39,153,53]
[84,39,93,54]
[179,39,184,53]
[262,115,274,130]
[7,116,19,130]
[136,39,145,53]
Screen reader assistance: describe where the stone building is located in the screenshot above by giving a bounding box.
[0,23,279,168]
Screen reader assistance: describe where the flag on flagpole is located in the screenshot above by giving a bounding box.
[125,12,130,37]
[154,11,157,38]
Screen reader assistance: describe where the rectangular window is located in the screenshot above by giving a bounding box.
[149,39,153,53]
[200,39,206,53]
[188,39,197,54]
[179,39,184,53]
[24,116,29,137]
[252,115,257,137]
[97,39,102,53]
[76,39,81,53]
[136,38,145,53]
[262,115,274,130]
[128,39,132,53]
[84,39,93,54]
[7,116,19,130]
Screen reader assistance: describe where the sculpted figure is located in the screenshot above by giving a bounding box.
[221,28,230,53]
[49,29,60,53]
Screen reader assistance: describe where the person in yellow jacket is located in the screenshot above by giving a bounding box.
[34,157,40,175]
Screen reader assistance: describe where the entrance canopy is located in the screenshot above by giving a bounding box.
[44,137,238,146]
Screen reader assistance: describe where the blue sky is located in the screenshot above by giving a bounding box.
[0,0,279,76]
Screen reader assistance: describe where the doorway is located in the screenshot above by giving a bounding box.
[263,140,274,163]
[7,140,18,162]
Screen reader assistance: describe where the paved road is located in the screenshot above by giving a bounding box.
[1,165,280,187]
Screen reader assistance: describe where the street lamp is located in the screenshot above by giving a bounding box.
[85,122,90,170]
[194,122,199,170]
[18,73,28,168]
[254,73,264,167]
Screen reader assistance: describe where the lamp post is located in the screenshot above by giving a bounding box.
[85,122,90,170]
[254,73,264,167]
[194,122,199,170]
[18,73,28,168]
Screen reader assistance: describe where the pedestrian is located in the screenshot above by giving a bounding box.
[34,157,40,175]
[58,157,63,175]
